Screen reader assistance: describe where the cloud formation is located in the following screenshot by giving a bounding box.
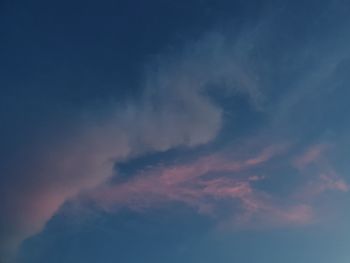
[85,142,347,230]
[2,3,350,261]
[293,144,349,199]
[0,31,261,261]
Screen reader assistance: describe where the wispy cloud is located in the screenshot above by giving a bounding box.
[0,30,261,261]
[293,144,349,200]
[86,142,346,229]
[2,3,350,261]
[87,147,279,213]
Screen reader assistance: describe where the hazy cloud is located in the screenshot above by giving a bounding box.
[0,31,261,261]
[2,2,350,261]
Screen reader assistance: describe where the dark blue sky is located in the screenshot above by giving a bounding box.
[1,1,350,262]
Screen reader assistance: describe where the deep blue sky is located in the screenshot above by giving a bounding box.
[1,1,350,262]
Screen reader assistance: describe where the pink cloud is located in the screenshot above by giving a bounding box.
[4,138,347,262]
[295,170,349,200]
[230,203,314,229]
[87,145,314,227]
[292,144,349,200]
[244,144,288,166]
[293,144,330,169]
[85,142,349,230]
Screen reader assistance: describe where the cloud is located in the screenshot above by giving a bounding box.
[85,141,347,231]
[293,144,330,170]
[0,31,261,261]
[86,148,275,213]
[2,3,350,261]
[292,144,349,200]
[83,143,320,230]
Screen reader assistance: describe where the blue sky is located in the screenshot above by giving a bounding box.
[1,0,350,262]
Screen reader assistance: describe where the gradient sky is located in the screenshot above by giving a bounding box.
[1,0,350,262]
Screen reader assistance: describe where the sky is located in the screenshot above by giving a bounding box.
[1,0,350,262]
